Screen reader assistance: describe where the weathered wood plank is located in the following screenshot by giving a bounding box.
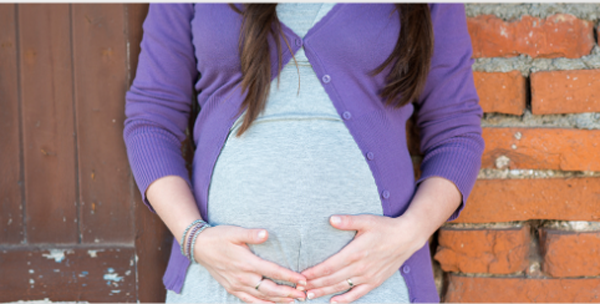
[0,246,136,302]
[125,4,148,87]
[0,4,24,244]
[19,4,78,243]
[134,189,172,302]
[72,4,133,243]
[125,4,172,301]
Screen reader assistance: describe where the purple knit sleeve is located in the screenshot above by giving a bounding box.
[414,3,485,222]
[123,3,198,212]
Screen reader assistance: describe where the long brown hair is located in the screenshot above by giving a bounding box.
[228,4,433,136]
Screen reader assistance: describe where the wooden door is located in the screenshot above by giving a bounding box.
[0,4,173,302]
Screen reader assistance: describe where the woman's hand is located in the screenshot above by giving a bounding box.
[300,214,426,303]
[146,176,307,303]
[301,177,462,303]
[194,225,308,303]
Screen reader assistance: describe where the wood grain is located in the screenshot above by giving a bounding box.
[19,4,77,244]
[134,189,172,302]
[0,246,136,302]
[0,4,23,244]
[125,4,173,301]
[72,4,134,243]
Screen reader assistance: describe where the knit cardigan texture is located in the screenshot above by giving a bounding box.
[123,3,484,302]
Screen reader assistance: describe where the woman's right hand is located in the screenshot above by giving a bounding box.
[145,176,304,302]
[193,225,307,303]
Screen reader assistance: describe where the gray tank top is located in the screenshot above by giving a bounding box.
[167,3,410,303]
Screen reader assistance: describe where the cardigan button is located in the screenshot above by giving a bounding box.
[402,265,410,274]
[366,152,374,160]
[342,111,352,120]
[295,38,302,46]
[322,74,331,83]
[382,190,390,199]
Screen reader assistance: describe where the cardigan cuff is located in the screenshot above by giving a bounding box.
[124,125,192,213]
[415,135,484,222]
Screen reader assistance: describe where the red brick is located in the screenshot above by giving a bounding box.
[468,14,595,59]
[482,128,600,171]
[531,70,600,114]
[458,178,600,223]
[445,275,600,302]
[435,226,530,274]
[474,71,527,115]
[541,229,600,277]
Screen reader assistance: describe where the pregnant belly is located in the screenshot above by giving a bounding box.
[207,119,384,277]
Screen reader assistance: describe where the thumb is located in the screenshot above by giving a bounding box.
[233,228,268,245]
[330,214,371,231]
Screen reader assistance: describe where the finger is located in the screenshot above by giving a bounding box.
[251,291,295,304]
[301,246,357,280]
[231,227,269,245]
[252,258,307,287]
[231,291,275,304]
[305,266,354,290]
[330,283,372,303]
[306,278,356,300]
[252,278,306,301]
[250,290,296,304]
[244,278,297,303]
[329,214,373,232]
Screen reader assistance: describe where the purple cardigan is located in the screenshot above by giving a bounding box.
[124,3,483,302]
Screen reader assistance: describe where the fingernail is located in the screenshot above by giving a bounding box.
[298,280,306,286]
[307,292,315,300]
[296,285,305,291]
[330,216,341,225]
[331,301,338,304]
[257,230,267,239]
[297,298,305,302]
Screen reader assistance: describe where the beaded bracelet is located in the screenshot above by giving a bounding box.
[188,222,211,263]
[185,222,205,257]
[180,219,203,257]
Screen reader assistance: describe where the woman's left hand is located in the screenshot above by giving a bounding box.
[300,214,427,303]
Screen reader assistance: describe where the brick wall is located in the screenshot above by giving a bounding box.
[417,4,600,302]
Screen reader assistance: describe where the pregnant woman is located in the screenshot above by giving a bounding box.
[124,3,484,303]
